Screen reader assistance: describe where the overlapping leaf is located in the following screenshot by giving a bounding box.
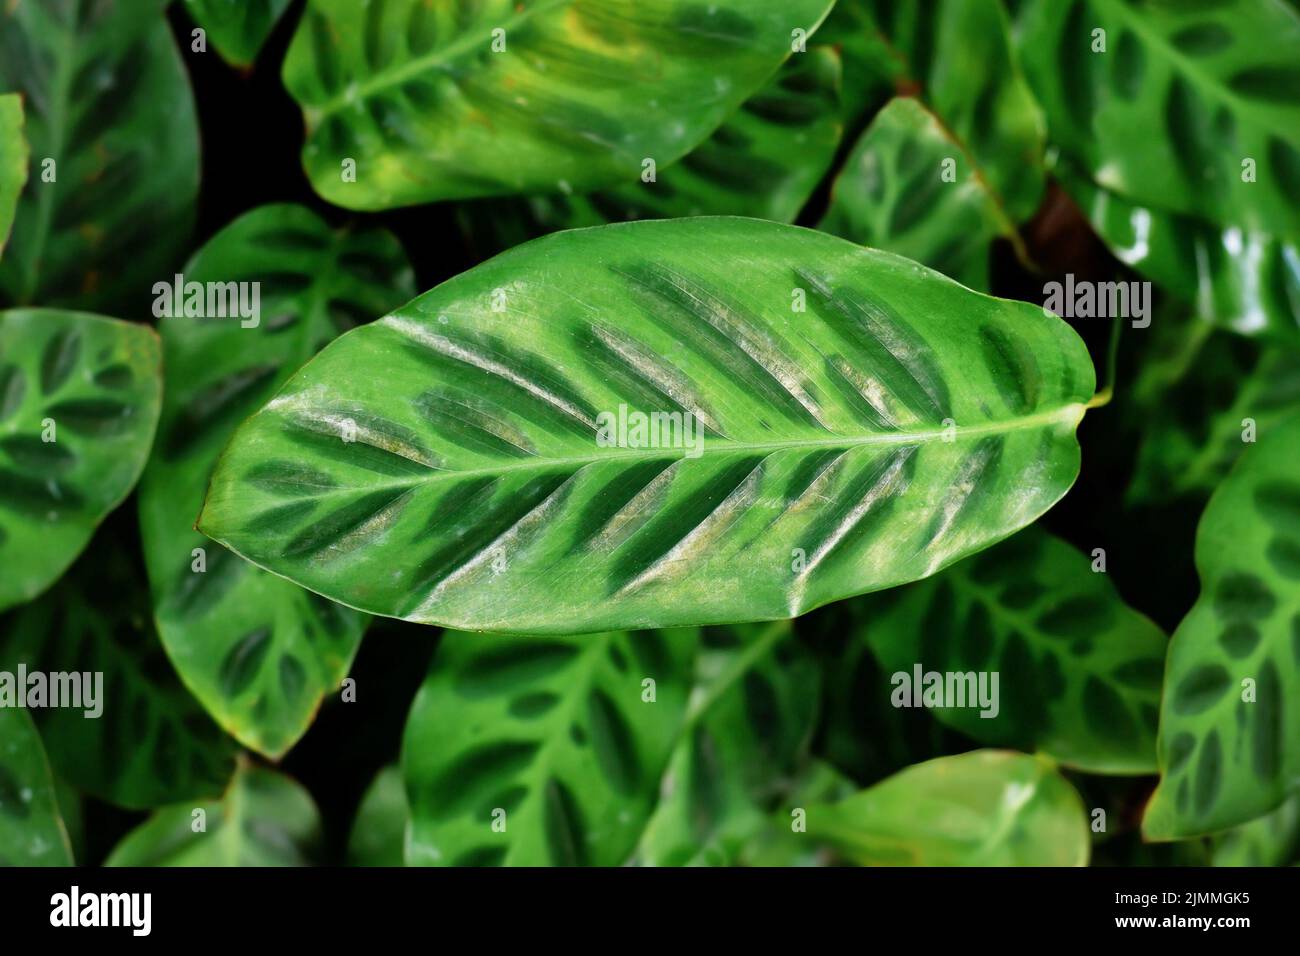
[347,765,407,866]
[1144,413,1300,839]
[0,529,236,809]
[1018,0,1300,241]
[403,628,697,866]
[184,0,292,68]
[0,0,198,310]
[459,46,844,254]
[0,310,161,612]
[804,750,1089,866]
[849,527,1166,773]
[282,0,835,209]
[0,93,27,260]
[0,708,73,866]
[820,97,1014,290]
[139,204,414,758]
[105,763,321,866]
[198,218,1095,633]
[1212,795,1300,866]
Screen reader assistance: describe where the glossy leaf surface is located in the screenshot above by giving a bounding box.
[0,93,26,260]
[0,0,199,310]
[282,0,834,209]
[1019,0,1300,240]
[139,204,413,758]
[1145,413,1300,839]
[105,763,321,866]
[0,310,161,612]
[820,97,1013,290]
[184,0,292,67]
[805,750,1089,866]
[0,708,73,866]
[199,218,1094,634]
[851,527,1166,774]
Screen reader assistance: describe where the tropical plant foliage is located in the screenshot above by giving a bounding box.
[0,0,1298,870]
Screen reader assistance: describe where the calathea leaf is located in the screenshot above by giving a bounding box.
[0,0,199,311]
[632,622,820,866]
[403,628,698,866]
[183,0,293,68]
[105,762,322,866]
[804,750,1090,866]
[730,759,858,866]
[850,526,1167,774]
[1211,795,1300,867]
[0,708,73,866]
[814,0,897,125]
[458,46,845,253]
[0,527,236,809]
[0,310,161,612]
[1128,328,1300,506]
[347,765,407,867]
[1061,163,1300,348]
[139,204,414,759]
[281,0,835,209]
[819,97,1016,291]
[1018,0,1300,241]
[198,218,1095,634]
[0,93,27,260]
[1144,412,1300,839]
[839,0,1048,222]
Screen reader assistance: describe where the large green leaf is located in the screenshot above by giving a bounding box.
[184,0,293,68]
[0,310,161,612]
[458,45,845,252]
[139,204,414,758]
[105,763,321,866]
[0,708,73,866]
[1018,0,1300,241]
[0,0,199,310]
[1144,413,1300,839]
[347,764,407,866]
[804,750,1090,866]
[820,96,1014,290]
[851,527,1167,774]
[1062,164,1300,347]
[403,628,697,865]
[1128,329,1300,505]
[282,0,835,209]
[1212,795,1300,866]
[198,218,1095,634]
[0,529,236,809]
[402,622,819,866]
[836,0,1047,222]
[0,93,27,260]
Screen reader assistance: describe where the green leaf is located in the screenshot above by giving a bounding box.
[0,530,236,809]
[1212,795,1300,867]
[820,97,1015,290]
[1128,329,1300,506]
[841,0,1047,221]
[1061,164,1300,347]
[198,218,1095,633]
[458,45,845,250]
[281,0,835,209]
[852,527,1167,774]
[1144,412,1300,839]
[1018,0,1300,241]
[347,764,408,866]
[632,622,820,866]
[183,0,292,68]
[0,93,28,260]
[403,628,697,866]
[139,204,414,758]
[105,762,322,866]
[805,750,1090,866]
[0,0,199,310]
[0,309,161,612]
[0,708,74,866]
[814,0,897,124]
